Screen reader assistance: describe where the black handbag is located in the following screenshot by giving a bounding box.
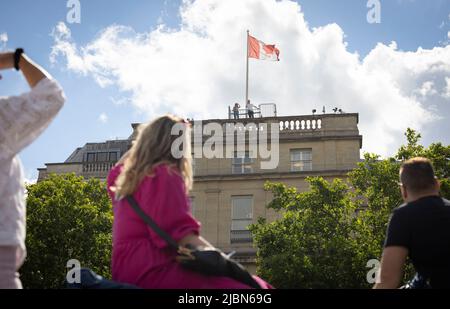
[126,196,261,289]
[66,268,139,289]
[400,273,432,289]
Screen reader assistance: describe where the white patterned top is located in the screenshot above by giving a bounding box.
[0,77,65,267]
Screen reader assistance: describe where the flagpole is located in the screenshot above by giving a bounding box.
[245,30,249,110]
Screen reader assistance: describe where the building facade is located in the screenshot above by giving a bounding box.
[38,113,362,273]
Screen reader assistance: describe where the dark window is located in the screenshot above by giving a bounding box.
[232,151,253,174]
[290,149,312,172]
[97,152,108,162]
[189,196,195,214]
[109,152,118,162]
[230,196,253,243]
[86,153,96,162]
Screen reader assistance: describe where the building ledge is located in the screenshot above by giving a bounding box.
[193,169,352,182]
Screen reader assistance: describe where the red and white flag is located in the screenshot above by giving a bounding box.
[248,35,280,61]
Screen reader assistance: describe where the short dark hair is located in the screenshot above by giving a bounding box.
[399,157,436,193]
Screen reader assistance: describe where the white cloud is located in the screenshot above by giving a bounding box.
[98,112,108,124]
[49,0,450,157]
[23,169,37,185]
[110,96,131,106]
[24,177,37,185]
[0,32,7,50]
[416,81,437,97]
[444,77,450,99]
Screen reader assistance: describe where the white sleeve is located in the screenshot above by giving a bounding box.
[0,77,65,161]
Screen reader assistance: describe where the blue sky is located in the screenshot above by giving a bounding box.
[0,0,449,181]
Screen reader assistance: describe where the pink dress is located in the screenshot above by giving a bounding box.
[107,164,272,289]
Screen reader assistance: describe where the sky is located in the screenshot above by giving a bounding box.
[0,0,449,182]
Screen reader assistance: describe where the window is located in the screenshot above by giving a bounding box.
[86,153,96,162]
[85,151,120,163]
[231,196,253,243]
[290,149,312,171]
[232,151,253,174]
[97,152,108,162]
[189,196,195,214]
[109,152,118,162]
[191,153,196,175]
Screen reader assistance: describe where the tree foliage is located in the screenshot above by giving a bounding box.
[21,173,113,289]
[250,178,367,288]
[250,129,449,288]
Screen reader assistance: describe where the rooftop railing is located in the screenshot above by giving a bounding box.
[83,162,116,173]
[230,230,253,244]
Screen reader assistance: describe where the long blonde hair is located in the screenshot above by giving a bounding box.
[112,114,193,199]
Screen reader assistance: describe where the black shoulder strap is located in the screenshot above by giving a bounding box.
[125,196,180,250]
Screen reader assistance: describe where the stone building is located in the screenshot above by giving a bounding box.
[38,112,362,273]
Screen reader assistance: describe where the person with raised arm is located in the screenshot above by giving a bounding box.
[0,49,65,288]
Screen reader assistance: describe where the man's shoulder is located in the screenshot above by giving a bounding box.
[392,203,410,215]
[392,199,423,215]
[442,198,450,207]
[411,195,447,207]
[395,196,449,215]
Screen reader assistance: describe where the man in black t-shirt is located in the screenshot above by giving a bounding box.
[374,157,450,289]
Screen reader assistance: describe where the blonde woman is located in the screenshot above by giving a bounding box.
[107,115,272,289]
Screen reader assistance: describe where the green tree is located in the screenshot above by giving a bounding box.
[250,178,367,288]
[396,128,450,197]
[21,173,113,289]
[251,129,449,288]
[350,129,450,256]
